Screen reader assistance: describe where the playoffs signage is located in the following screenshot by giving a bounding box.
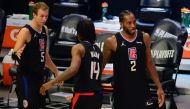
[151,18,188,65]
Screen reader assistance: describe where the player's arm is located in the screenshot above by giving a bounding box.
[143,32,165,107]
[45,49,60,76]
[51,44,84,83]
[40,44,84,95]
[43,25,59,76]
[143,32,162,90]
[12,28,30,59]
[102,35,116,70]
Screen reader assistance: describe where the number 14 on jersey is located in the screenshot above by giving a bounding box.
[90,61,100,80]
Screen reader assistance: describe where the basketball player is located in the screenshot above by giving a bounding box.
[12,2,60,109]
[102,10,165,109]
[40,19,103,109]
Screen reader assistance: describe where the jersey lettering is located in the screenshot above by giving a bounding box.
[130,60,136,71]
[41,52,45,62]
[90,61,100,80]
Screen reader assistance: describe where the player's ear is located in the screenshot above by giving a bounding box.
[120,22,123,29]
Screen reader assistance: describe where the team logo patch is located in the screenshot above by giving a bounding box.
[128,47,137,60]
[23,99,28,108]
[39,39,45,50]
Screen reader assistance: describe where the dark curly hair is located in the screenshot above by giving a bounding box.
[76,19,96,44]
[119,10,134,22]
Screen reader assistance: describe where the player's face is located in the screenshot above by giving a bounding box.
[121,14,136,36]
[33,8,49,26]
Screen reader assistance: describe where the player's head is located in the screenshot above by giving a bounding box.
[119,10,136,35]
[76,19,96,44]
[32,2,49,26]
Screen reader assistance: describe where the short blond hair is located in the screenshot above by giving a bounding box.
[32,2,49,15]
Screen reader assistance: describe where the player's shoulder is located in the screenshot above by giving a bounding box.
[43,25,48,35]
[73,43,85,51]
[43,25,48,30]
[72,43,86,57]
[141,31,151,45]
[19,27,31,34]
[105,34,116,44]
[140,31,150,37]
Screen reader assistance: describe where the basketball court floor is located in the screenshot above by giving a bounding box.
[1,73,190,109]
[0,86,112,109]
[0,49,190,109]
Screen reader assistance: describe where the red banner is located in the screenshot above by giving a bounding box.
[182,36,190,59]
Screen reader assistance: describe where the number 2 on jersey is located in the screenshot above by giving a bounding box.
[130,60,136,71]
[90,61,100,80]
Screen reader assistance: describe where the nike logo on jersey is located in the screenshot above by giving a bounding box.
[121,41,126,46]
[34,33,37,37]
[136,41,142,44]
[146,101,153,106]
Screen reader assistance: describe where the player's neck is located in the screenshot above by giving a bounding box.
[121,31,136,41]
[29,20,43,33]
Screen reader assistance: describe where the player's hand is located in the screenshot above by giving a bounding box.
[16,45,25,59]
[40,82,53,96]
[157,87,165,107]
[65,95,73,101]
[55,81,64,87]
[55,71,64,86]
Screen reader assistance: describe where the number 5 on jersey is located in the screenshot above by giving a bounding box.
[90,61,100,80]
[41,52,45,62]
